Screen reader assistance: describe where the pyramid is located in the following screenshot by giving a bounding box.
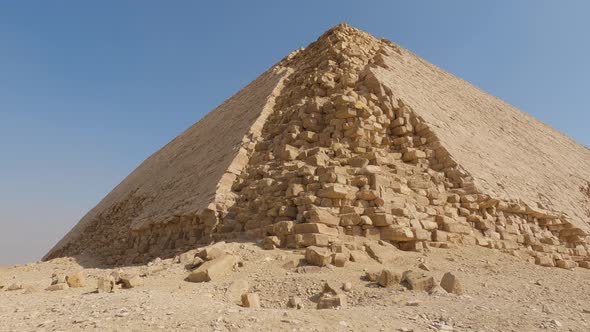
[44,24,590,268]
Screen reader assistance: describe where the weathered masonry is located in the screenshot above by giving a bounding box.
[45,24,590,269]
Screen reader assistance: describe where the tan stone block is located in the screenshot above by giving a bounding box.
[317,294,347,309]
[535,256,555,267]
[274,220,295,235]
[377,269,401,288]
[556,259,576,270]
[332,253,348,267]
[369,213,393,226]
[317,184,350,199]
[186,255,238,282]
[340,213,361,226]
[401,270,435,292]
[306,207,340,226]
[295,233,331,247]
[293,223,338,236]
[440,272,463,294]
[381,226,415,242]
[66,272,85,288]
[305,246,332,266]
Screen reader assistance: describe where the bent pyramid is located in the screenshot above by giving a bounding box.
[45,24,590,268]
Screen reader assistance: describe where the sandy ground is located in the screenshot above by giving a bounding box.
[1,243,589,332]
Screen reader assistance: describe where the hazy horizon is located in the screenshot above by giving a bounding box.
[1,1,589,265]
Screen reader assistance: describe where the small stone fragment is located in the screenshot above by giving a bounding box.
[287,296,303,309]
[418,263,431,271]
[342,282,352,292]
[6,283,23,291]
[241,293,261,308]
[46,283,69,291]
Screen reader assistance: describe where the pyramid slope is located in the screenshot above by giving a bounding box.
[45,24,590,268]
[45,65,291,262]
[372,47,590,231]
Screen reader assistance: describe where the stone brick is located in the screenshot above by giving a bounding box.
[186,255,238,282]
[305,246,332,266]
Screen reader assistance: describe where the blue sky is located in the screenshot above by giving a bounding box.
[1,1,588,264]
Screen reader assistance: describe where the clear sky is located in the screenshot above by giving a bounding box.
[1,1,588,265]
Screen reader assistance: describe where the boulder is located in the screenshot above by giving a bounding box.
[305,246,332,267]
[186,255,238,282]
[440,272,463,294]
[66,272,85,288]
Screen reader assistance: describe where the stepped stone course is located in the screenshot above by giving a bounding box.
[44,24,590,270]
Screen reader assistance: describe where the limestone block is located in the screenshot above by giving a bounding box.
[66,272,85,288]
[369,213,394,227]
[377,269,401,288]
[295,233,331,247]
[381,226,415,242]
[317,294,347,309]
[186,255,238,282]
[317,184,350,199]
[305,246,332,266]
[401,270,435,292]
[306,207,340,226]
[293,223,339,236]
[556,259,576,270]
[440,272,463,294]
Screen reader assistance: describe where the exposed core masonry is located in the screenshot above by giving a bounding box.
[45,24,590,269]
